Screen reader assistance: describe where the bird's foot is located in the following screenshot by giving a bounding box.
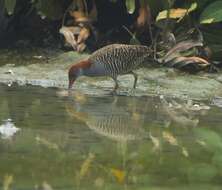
[110,90,118,96]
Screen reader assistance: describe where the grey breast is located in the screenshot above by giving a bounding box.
[89,44,150,77]
[83,61,107,77]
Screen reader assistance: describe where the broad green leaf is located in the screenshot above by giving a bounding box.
[4,0,16,15]
[156,2,197,21]
[200,1,222,24]
[125,0,135,14]
[195,0,211,11]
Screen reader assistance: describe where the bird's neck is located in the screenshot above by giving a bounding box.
[76,60,99,77]
[69,60,92,77]
[75,60,92,69]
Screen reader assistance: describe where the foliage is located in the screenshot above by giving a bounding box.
[4,0,16,15]
[3,0,222,25]
[200,1,222,24]
[2,0,222,71]
[35,0,63,20]
[125,0,135,14]
[4,0,63,19]
[156,2,197,22]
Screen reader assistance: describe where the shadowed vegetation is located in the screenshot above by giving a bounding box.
[1,0,222,72]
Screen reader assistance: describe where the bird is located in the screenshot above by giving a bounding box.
[68,44,151,92]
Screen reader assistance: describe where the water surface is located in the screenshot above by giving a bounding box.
[0,84,222,190]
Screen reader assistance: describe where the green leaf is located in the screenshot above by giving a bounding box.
[125,0,135,14]
[4,0,16,15]
[195,0,211,11]
[200,1,222,24]
[156,2,197,22]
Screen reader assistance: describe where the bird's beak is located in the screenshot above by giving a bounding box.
[68,78,75,89]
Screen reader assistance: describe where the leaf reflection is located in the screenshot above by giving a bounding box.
[3,174,13,190]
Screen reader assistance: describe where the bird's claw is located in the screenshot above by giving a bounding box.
[110,90,118,96]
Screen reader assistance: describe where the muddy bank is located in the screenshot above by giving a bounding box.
[0,51,222,100]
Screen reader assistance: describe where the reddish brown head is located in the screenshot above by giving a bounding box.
[68,60,92,89]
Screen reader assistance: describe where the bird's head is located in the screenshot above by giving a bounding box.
[68,60,92,89]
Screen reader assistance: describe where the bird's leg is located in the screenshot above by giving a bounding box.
[111,77,119,94]
[129,71,138,89]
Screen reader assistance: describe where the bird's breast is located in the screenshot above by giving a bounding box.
[83,62,107,77]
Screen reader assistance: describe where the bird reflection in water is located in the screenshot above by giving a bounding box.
[65,91,147,142]
[64,91,211,142]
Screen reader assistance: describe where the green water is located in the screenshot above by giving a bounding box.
[0,84,222,190]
